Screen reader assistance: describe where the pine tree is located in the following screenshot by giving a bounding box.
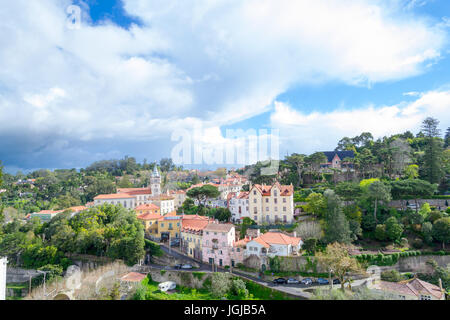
[421,117,444,184]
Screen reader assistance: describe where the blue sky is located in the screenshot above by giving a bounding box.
[1,0,450,173]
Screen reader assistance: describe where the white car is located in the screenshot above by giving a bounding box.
[158,281,177,292]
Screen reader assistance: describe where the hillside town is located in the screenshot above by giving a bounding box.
[1,118,449,301]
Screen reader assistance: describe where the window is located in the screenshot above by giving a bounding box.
[275,207,278,212]
[265,198,269,203]
[254,208,257,213]
[283,207,286,212]
[266,215,270,222]
[266,207,269,211]
[274,191,277,196]
[254,216,257,221]
[253,199,257,203]
[283,215,287,222]
[283,198,286,203]
[274,198,277,204]
[206,240,209,246]
[253,191,256,195]
[206,232,209,235]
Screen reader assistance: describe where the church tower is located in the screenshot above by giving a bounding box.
[150,164,161,196]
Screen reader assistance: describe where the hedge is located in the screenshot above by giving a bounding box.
[355,250,450,266]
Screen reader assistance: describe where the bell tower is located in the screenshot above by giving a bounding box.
[150,163,161,196]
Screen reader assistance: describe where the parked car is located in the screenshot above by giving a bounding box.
[301,278,313,286]
[273,278,287,285]
[158,281,177,292]
[287,278,300,284]
[333,279,340,285]
[181,264,193,269]
[317,278,329,285]
[173,264,183,269]
[170,239,181,246]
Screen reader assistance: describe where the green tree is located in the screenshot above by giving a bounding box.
[186,185,220,207]
[421,117,444,184]
[366,181,391,223]
[375,224,386,241]
[404,164,419,180]
[304,192,327,217]
[323,190,351,244]
[335,182,362,205]
[432,217,450,249]
[385,217,404,242]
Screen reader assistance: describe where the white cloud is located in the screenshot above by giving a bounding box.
[0,0,448,169]
[270,90,450,154]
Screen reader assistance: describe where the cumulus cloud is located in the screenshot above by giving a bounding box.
[270,89,450,154]
[0,0,448,170]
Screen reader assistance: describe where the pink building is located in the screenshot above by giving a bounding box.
[202,223,235,267]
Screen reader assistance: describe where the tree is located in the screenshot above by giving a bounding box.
[404,164,419,180]
[211,272,231,298]
[285,153,307,187]
[230,278,248,299]
[186,185,220,207]
[445,127,450,149]
[323,190,351,244]
[432,217,450,249]
[303,192,327,217]
[421,117,444,184]
[295,221,323,240]
[389,179,436,212]
[316,242,364,290]
[335,182,362,205]
[422,221,433,245]
[365,181,391,223]
[385,217,404,242]
[375,224,386,241]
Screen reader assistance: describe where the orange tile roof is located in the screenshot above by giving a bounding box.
[252,183,294,196]
[204,223,234,233]
[137,212,161,221]
[67,206,88,212]
[182,219,211,232]
[94,193,135,200]
[135,203,160,211]
[121,272,147,282]
[234,237,251,248]
[251,232,301,248]
[117,188,150,194]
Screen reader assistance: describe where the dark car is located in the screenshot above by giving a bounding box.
[173,264,183,269]
[170,239,181,246]
[273,278,287,285]
[332,279,340,285]
[317,278,329,285]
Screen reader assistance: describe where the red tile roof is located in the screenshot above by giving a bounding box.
[251,232,301,248]
[94,193,135,200]
[378,279,444,299]
[204,223,234,233]
[121,272,147,282]
[135,203,160,211]
[252,182,294,196]
[137,212,161,221]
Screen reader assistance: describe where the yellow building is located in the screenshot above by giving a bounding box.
[135,203,160,216]
[157,211,182,241]
[137,212,161,237]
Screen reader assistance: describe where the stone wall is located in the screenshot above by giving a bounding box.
[389,199,449,209]
[392,255,450,273]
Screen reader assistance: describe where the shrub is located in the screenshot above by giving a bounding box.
[381,270,403,282]
[412,238,423,249]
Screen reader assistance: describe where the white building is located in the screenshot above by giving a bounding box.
[244,231,302,258]
[228,192,250,223]
[93,165,174,214]
[0,257,7,301]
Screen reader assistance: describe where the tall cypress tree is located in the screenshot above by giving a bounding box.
[421,117,444,184]
[324,190,351,244]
